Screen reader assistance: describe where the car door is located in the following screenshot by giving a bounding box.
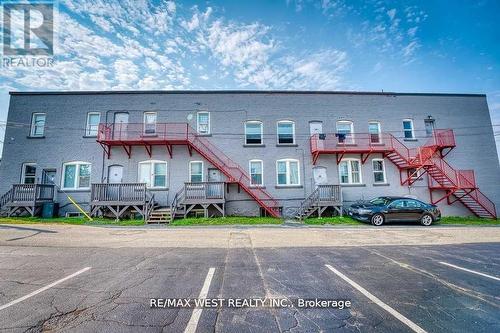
[405,199,425,221]
[386,199,408,221]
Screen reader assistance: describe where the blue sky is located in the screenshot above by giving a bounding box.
[1,0,499,156]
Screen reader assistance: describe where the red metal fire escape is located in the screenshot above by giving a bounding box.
[311,129,497,219]
[97,123,281,218]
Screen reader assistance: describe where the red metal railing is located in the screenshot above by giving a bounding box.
[98,122,281,217]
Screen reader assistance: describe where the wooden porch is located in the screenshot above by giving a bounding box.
[171,182,226,218]
[90,183,155,220]
[296,185,343,219]
[0,184,55,217]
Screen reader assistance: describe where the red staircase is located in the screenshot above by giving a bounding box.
[97,123,281,217]
[311,129,497,219]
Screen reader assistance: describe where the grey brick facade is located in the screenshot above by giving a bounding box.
[0,91,498,217]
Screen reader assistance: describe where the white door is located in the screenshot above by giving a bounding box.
[309,122,323,135]
[207,168,222,198]
[108,165,123,183]
[113,113,129,139]
[313,167,328,185]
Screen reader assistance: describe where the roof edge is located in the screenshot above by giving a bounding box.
[8,90,487,97]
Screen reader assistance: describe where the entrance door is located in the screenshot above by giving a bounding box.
[207,168,222,199]
[108,165,123,183]
[42,169,56,185]
[113,112,129,139]
[309,122,323,135]
[313,166,328,185]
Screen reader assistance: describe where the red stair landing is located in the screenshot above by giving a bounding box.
[97,123,281,218]
[310,129,496,219]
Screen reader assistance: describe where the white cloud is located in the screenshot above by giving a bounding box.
[387,9,397,21]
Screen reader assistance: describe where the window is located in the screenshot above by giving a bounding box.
[62,162,91,190]
[407,168,424,181]
[424,118,435,137]
[403,119,414,139]
[336,121,354,144]
[276,159,300,186]
[249,160,263,186]
[143,112,157,135]
[197,112,210,134]
[245,121,263,145]
[138,160,167,188]
[85,112,101,137]
[30,113,46,137]
[277,121,295,144]
[21,163,36,184]
[339,159,362,184]
[372,159,386,183]
[368,121,381,144]
[189,161,204,182]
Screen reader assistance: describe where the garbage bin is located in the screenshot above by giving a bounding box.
[42,203,59,218]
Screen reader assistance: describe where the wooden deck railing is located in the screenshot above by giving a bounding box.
[5,184,55,203]
[91,183,148,203]
[184,182,225,202]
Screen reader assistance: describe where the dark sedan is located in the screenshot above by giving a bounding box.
[347,196,441,226]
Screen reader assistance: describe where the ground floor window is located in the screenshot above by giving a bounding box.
[407,167,424,181]
[62,162,91,190]
[139,161,167,188]
[372,159,386,183]
[339,159,362,184]
[276,159,300,185]
[21,163,37,184]
[190,161,204,182]
[249,160,263,186]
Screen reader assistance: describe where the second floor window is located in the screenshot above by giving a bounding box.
[30,113,46,137]
[403,119,414,139]
[276,159,300,186]
[336,120,354,144]
[249,160,263,186]
[368,121,381,143]
[197,112,210,134]
[144,112,157,135]
[190,161,204,182]
[245,121,263,145]
[277,121,295,144]
[86,112,101,137]
[62,162,91,190]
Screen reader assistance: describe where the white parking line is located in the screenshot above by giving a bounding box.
[439,262,500,281]
[0,267,91,311]
[184,267,216,333]
[325,264,427,333]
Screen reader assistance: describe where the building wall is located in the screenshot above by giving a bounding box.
[0,91,498,217]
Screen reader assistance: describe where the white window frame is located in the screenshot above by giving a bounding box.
[30,113,46,137]
[249,159,264,186]
[21,163,37,184]
[143,111,157,135]
[245,121,263,145]
[372,159,386,184]
[403,119,415,139]
[197,111,211,135]
[138,160,168,189]
[276,159,301,186]
[339,158,362,184]
[277,120,295,145]
[61,161,91,190]
[424,119,435,137]
[85,112,101,137]
[336,120,355,144]
[368,121,382,144]
[189,161,204,182]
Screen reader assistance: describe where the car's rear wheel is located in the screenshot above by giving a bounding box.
[371,213,385,226]
[420,214,433,226]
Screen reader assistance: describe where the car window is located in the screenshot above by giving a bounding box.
[391,200,406,208]
[406,200,420,208]
[369,197,390,206]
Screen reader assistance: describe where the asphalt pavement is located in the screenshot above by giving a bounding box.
[0,225,499,332]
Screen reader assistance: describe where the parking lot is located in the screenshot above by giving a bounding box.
[0,224,499,332]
